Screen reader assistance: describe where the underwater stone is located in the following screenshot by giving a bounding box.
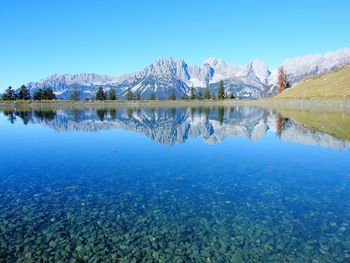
[49,240,57,248]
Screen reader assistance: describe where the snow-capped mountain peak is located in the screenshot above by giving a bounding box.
[248,59,270,84]
[145,57,189,80]
[203,57,226,67]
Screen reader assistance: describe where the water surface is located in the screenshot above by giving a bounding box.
[0,106,350,262]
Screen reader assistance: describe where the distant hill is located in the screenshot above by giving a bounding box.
[276,66,350,99]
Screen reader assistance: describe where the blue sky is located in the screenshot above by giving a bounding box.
[0,0,349,91]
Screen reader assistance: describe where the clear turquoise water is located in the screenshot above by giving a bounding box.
[0,107,350,262]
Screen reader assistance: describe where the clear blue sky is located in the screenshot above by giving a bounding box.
[1,0,349,91]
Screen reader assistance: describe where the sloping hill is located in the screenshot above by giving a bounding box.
[276,66,350,99]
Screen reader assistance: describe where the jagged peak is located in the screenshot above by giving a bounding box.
[152,57,186,67]
[30,73,118,87]
[144,57,189,80]
[203,57,226,67]
[249,59,267,68]
[44,73,114,80]
[247,59,270,83]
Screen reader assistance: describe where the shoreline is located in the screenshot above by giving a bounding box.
[0,98,349,112]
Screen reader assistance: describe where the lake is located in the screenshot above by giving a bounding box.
[0,106,350,262]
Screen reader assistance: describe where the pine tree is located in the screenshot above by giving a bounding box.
[217,80,225,100]
[204,85,210,99]
[190,85,196,100]
[96,109,107,121]
[95,87,106,100]
[181,93,188,100]
[16,111,31,125]
[218,106,224,124]
[110,109,116,120]
[149,93,156,100]
[277,67,287,93]
[70,88,79,101]
[135,92,141,100]
[169,90,176,100]
[212,92,216,100]
[126,89,134,100]
[42,88,56,100]
[109,88,117,100]
[197,90,203,100]
[2,86,16,100]
[18,85,31,100]
[33,89,43,100]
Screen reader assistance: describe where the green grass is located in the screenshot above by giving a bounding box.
[276,66,350,99]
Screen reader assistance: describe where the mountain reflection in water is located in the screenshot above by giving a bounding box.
[1,106,349,149]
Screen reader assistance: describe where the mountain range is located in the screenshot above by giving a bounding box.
[25,48,350,100]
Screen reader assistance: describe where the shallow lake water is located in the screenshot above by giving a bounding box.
[0,106,350,262]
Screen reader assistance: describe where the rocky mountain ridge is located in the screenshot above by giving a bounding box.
[25,48,350,99]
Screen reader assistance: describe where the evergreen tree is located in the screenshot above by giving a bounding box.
[181,93,188,100]
[218,106,224,124]
[3,109,16,123]
[190,85,196,100]
[95,87,106,100]
[18,85,31,100]
[70,88,79,101]
[126,89,134,100]
[212,92,216,100]
[229,93,235,99]
[42,88,56,100]
[197,90,203,100]
[16,111,31,125]
[33,89,43,100]
[168,90,176,100]
[204,85,211,100]
[34,109,56,121]
[149,93,156,100]
[109,88,117,100]
[135,92,141,100]
[110,109,116,120]
[217,80,225,100]
[96,109,107,121]
[2,86,16,100]
[127,107,133,118]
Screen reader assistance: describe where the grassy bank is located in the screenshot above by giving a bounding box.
[0,98,350,112]
[276,66,350,99]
